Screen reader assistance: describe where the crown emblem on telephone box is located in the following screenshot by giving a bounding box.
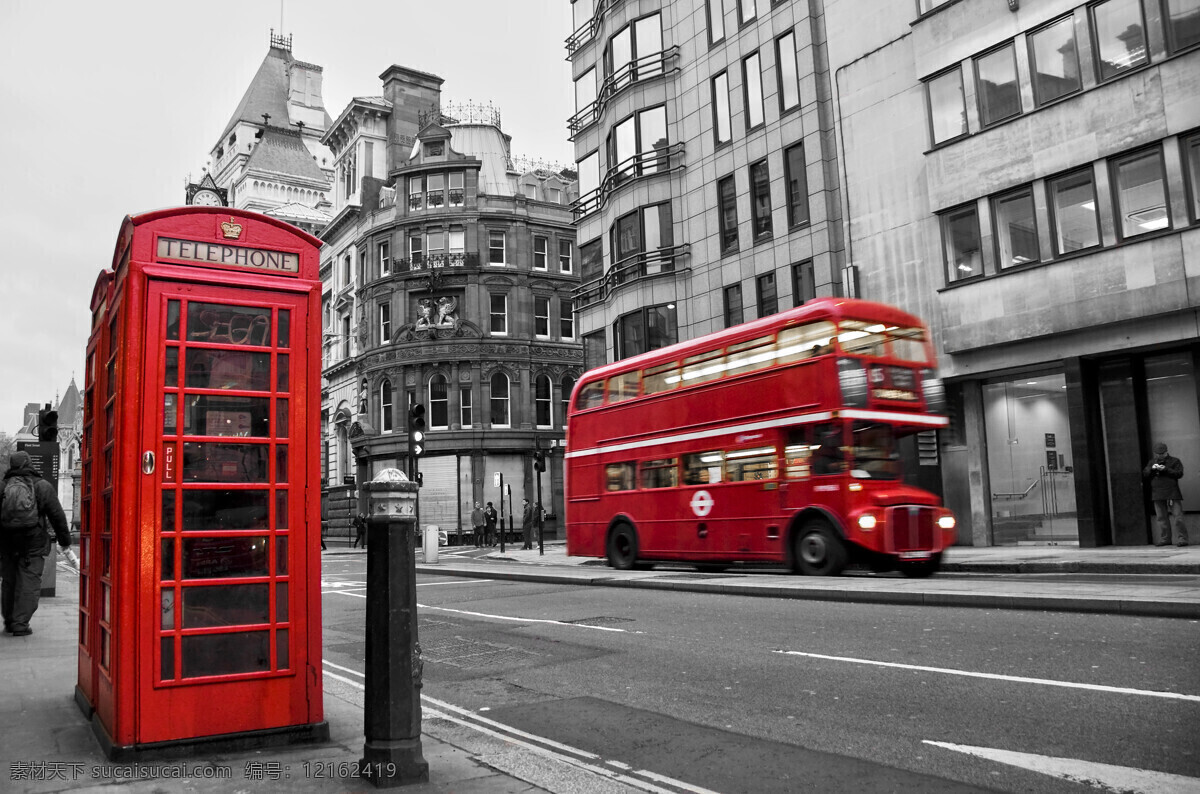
[220,217,243,239]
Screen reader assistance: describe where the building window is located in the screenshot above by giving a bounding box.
[559,239,573,272]
[707,0,725,44]
[756,272,778,317]
[581,239,603,284]
[583,330,606,371]
[427,173,445,209]
[1183,132,1200,223]
[992,187,1040,268]
[578,150,600,212]
[534,236,548,270]
[448,171,464,206]
[608,105,669,185]
[341,315,351,358]
[490,373,510,427]
[1164,0,1200,53]
[460,387,473,428]
[342,253,352,288]
[942,203,983,282]
[926,67,967,145]
[776,31,800,112]
[429,374,449,429]
[718,174,738,254]
[724,284,744,328]
[549,188,562,204]
[489,230,506,264]
[1091,0,1148,81]
[1048,168,1101,255]
[427,230,444,262]
[605,13,664,89]
[409,234,423,265]
[524,182,538,200]
[742,51,764,129]
[379,302,391,343]
[535,374,553,428]
[792,260,815,306]
[378,240,391,276]
[380,380,393,433]
[784,143,809,228]
[1028,16,1081,107]
[560,376,575,427]
[535,296,551,337]
[615,304,677,360]
[449,228,465,262]
[1111,147,1170,239]
[408,176,423,211]
[750,159,772,242]
[560,298,576,339]
[490,293,508,335]
[712,71,732,146]
[739,0,757,24]
[975,42,1021,126]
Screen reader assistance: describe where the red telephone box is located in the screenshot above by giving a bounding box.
[76,207,328,759]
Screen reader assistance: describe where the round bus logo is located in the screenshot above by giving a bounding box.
[690,490,714,517]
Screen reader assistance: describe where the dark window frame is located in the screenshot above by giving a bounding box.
[775,29,801,114]
[1109,144,1172,241]
[974,40,1022,127]
[990,185,1041,270]
[718,174,739,255]
[1047,165,1103,257]
[724,283,744,328]
[750,159,773,242]
[784,142,810,229]
[1027,14,1083,107]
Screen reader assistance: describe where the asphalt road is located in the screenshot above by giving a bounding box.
[321,553,1200,794]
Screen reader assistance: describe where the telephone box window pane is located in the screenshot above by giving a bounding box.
[276,536,288,575]
[181,490,269,531]
[166,301,181,340]
[161,538,175,581]
[276,398,289,438]
[183,396,270,438]
[182,631,270,678]
[182,584,269,628]
[276,629,289,669]
[276,491,288,530]
[182,442,268,482]
[276,310,290,348]
[165,348,179,386]
[161,637,175,681]
[161,588,174,629]
[186,303,272,346]
[277,582,289,622]
[276,354,289,393]
[181,537,269,579]
[186,349,271,391]
[276,446,288,483]
[164,394,177,435]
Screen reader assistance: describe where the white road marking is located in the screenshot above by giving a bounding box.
[322,660,715,794]
[416,579,490,586]
[416,603,636,632]
[925,741,1200,793]
[773,650,1200,702]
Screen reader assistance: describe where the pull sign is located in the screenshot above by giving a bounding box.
[142,451,155,474]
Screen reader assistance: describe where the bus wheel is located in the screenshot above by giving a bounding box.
[899,553,942,578]
[606,522,639,570]
[793,521,847,576]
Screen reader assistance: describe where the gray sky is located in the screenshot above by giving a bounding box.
[0,0,574,435]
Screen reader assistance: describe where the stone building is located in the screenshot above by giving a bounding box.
[320,66,580,542]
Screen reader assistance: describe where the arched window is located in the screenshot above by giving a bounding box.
[560,375,576,427]
[535,374,553,428]
[429,374,449,428]
[380,379,393,432]
[490,372,510,428]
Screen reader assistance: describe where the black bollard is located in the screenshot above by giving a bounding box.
[360,474,428,788]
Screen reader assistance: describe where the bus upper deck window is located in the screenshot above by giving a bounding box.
[837,321,887,357]
[643,362,680,394]
[726,335,776,376]
[607,371,640,403]
[681,351,726,385]
[889,327,929,363]
[777,321,835,364]
[574,380,605,410]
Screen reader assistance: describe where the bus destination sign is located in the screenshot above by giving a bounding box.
[157,237,299,273]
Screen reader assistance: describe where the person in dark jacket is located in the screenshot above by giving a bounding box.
[352,513,367,549]
[483,502,498,546]
[1144,442,1187,547]
[1,451,71,636]
[521,498,535,550]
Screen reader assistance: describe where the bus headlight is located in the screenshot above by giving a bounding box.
[937,514,956,530]
[858,514,878,530]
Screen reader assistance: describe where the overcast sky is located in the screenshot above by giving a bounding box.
[0,0,574,435]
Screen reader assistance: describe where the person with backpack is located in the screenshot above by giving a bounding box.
[1,451,71,636]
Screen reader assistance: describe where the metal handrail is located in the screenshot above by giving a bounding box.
[992,479,1039,500]
[565,0,619,55]
[568,47,680,137]
[573,244,690,307]
[571,142,686,220]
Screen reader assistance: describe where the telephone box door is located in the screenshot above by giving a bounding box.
[137,280,314,743]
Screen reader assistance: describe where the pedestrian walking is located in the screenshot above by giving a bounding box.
[352,512,367,549]
[521,498,534,550]
[471,502,485,548]
[484,501,498,546]
[1144,442,1187,547]
[2,451,71,636]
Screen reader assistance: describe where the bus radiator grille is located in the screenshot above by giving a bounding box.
[887,506,935,551]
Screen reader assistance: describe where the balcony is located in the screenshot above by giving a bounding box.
[574,244,690,309]
[569,47,680,138]
[574,142,686,219]
[565,0,619,56]
[396,252,480,272]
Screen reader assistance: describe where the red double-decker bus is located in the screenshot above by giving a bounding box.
[565,298,955,577]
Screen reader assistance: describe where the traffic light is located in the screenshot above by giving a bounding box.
[533,451,546,472]
[38,405,58,442]
[408,403,426,459]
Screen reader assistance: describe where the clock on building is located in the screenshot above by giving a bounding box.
[191,188,224,206]
[185,175,228,207]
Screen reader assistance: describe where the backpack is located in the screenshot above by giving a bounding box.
[1,476,40,530]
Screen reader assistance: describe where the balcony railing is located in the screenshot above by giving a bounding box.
[574,244,690,308]
[569,47,680,138]
[396,252,479,272]
[565,0,619,56]
[573,142,686,219]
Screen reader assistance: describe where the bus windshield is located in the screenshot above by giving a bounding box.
[837,321,929,363]
[848,422,903,479]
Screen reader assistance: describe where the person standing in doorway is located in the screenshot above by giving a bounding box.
[521,498,534,550]
[471,502,485,548]
[1144,442,1187,547]
[1,451,71,636]
[483,501,498,546]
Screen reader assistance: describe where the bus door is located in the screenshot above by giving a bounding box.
[721,441,780,556]
[787,423,847,526]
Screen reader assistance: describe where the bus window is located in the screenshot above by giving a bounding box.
[726,336,776,376]
[849,422,902,479]
[725,447,777,481]
[640,458,679,488]
[777,321,835,364]
[681,351,726,385]
[682,451,723,484]
[605,461,636,491]
[607,371,640,403]
[574,380,605,410]
[888,326,929,363]
[643,361,680,395]
[784,431,811,479]
[838,320,887,357]
[810,423,846,475]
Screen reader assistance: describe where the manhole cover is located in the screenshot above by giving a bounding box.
[422,635,539,670]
